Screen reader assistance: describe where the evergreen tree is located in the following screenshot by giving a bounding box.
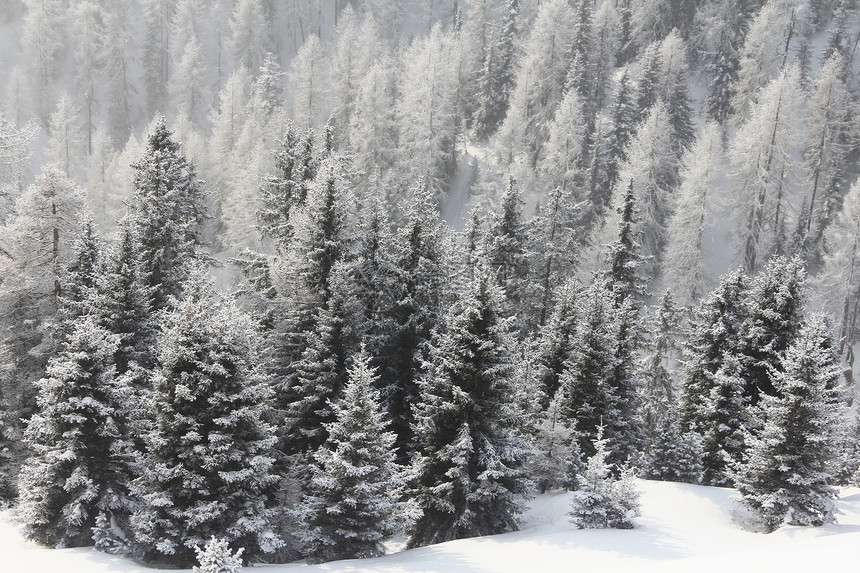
[736,315,846,532]
[383,183,445,461]
[488,176,531,323]
[18,316,133,548]
[408,267,528,548]
[0,400,16,504]
[605,68,635,195]
[193,537,243,573]
[533,281,578,405]
[740,255,806,404]
[818,179,860,360]
[129,116,208,312]
[131,273,282,567]
[0,168,85,420]
[639,291,681,440]
[729,66,804,274]
[559,274,637,465]
[281,264,352,457]
[529,387,577,493]
[678,268,749,485]
[496,0,575,165]
[802,54,853,266]
[297,349,404,563]
[472,0,518,140]
[569,425,641,529]
[640,411,702,484]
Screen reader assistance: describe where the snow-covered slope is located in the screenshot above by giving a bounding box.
[2,480,859,572]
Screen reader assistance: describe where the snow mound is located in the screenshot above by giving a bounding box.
[2,480,860,572]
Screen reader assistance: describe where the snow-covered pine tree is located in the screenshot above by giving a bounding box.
[281,263,352,458]
[613,102,679,279]
[739,255,806,404]
[528,185,581,327]
[56,217,101,338]
[297,348,403,563]
[801,54,853,267]
[817,179,860,361]
[640,409,702,484]
[383,182,446,461]
[533,281,578,405]
[131,272,281,567]
[736,315,846,532]
[408,266,528,548]
[18,316,133,548]
[678,268,749,485]
[129,116,208,312]
[529,387,578,493]
[0,168,84,420]
[559,274,635,466]
[193,537,243,573]
[604,67,635,191]
[729,66,805,275]
[639,290,682,441]
[569,425,641,529]
[496,0,575,165]
[487,176,531,325]
[472,0,518,140]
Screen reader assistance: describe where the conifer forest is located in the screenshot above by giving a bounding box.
[0,0,859,569]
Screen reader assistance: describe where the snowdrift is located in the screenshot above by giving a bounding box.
[2,480,859,572]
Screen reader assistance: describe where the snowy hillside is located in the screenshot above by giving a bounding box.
[4,480,860,572]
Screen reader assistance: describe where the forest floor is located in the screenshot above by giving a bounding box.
[3,480,859,572]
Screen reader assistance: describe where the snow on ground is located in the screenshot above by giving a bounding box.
[3,481,860,572]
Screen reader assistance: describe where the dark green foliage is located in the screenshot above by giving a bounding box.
[736,315,845,531]
[131,274,281,567]
[408,267,528,548]
[129,116,207,312]
[297,349,403,563]
[18,317,132,548]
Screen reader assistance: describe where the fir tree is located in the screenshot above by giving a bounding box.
[383,182,445,461]
[640,411,702,484]
[131,272,281,567]
[297,349,404,563]
[129,116,208,312]
[569,425,641,529]
[740,255,806,404]
[533,281,578,405]
[193,537,243,573]
[408,267,528,548]
[736,315,846,532]
[488,176,531,323]
[529,387,578,493]
[639,291,682,440]
[18,316,133,548]
[559,274,639,466]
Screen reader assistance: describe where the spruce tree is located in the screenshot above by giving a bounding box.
[384,183,445,461]
[533,281,578,406]
[639,291,682,441]
[297,349,404,563]
[131,272,281,567]
[488,176,531,324]
[408,267,528,548]
[736,315,846,532]
[569,425,641,529]
[559,274,638,465]
[18,316,133,548]
[739,255,806,404]
[529,387,577,494]
[129,116,208,312]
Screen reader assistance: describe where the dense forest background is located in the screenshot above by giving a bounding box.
[0,0,859,567]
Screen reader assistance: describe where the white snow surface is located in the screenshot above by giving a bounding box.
[3,480,859,572]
